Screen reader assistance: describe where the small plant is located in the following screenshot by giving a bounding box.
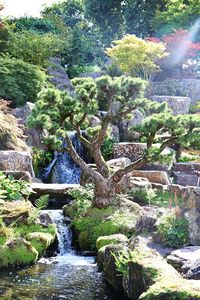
[67,185,94,219]
[28,195,49,224]
[0,172,32,201]
[113,249,143,275]
[128,187,156,206]
[34,195,49,210]
[157,212,189,248]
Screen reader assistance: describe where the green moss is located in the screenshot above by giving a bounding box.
[15,223,56,237]
[96,234,128,250]
[0,238,38,267]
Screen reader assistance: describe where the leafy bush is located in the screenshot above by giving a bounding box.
[157,213,189,248]
[0,172,32,201]
[0,57,47,107]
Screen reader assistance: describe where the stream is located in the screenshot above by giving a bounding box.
[0,210,126,300]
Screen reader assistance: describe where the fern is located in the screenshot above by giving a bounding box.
[34,195,49,210]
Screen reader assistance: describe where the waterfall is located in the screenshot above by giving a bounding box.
[43,210,73,255]
[41,131,88,184]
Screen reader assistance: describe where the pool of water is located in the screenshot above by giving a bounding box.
[0,254,126,300]
[0,210,127,300]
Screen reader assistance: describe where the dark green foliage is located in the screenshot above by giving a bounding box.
[157,213,189,248]
[0,172,32,201]
[0,57,47,107]
[101,138,116,160]
[32,148,53,177]
[0,25,10,54]
[7,16,61,34]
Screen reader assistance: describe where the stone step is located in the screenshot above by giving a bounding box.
[31,183,80,196]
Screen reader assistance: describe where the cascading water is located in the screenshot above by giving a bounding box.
[0,209,126,300]
[41,132,88,184]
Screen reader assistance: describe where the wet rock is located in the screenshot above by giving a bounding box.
[150,95,191,115]
[96,234,128,250]
[0,150,34,177]
[38,212,54,227]
[182,259,200,279]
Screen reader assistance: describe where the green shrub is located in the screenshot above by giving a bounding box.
[0,57,47,107]
[157,213,189,248]
[5,30,63,68]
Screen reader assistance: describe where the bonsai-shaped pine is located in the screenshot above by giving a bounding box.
[28,75,200,208]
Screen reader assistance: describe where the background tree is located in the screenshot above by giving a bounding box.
[106,34,167,80]
[123,0,166,37]
[153,0,200,36]
[28,75,200,208]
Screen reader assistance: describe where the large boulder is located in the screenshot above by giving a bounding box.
[173,163,200,187]
[0,200,34,225]
[181,188,200,245]
[132,170,170,185]
[0,150,34,177]
[12,102,46,149]
[113,142,146,161]
[107,157,131,169]
[150,95,191,115]
[0,104,28,151]
[121,109,145,141]
[48,57,73,91]
[97,244,125,292]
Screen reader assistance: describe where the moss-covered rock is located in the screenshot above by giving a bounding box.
[0,200,33,226]
[72,196,143,251]
[0,200,57,268]
[26,232,55,257]
[96,234,128,250]
[97,244,125,292]
[0,238,38,267]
